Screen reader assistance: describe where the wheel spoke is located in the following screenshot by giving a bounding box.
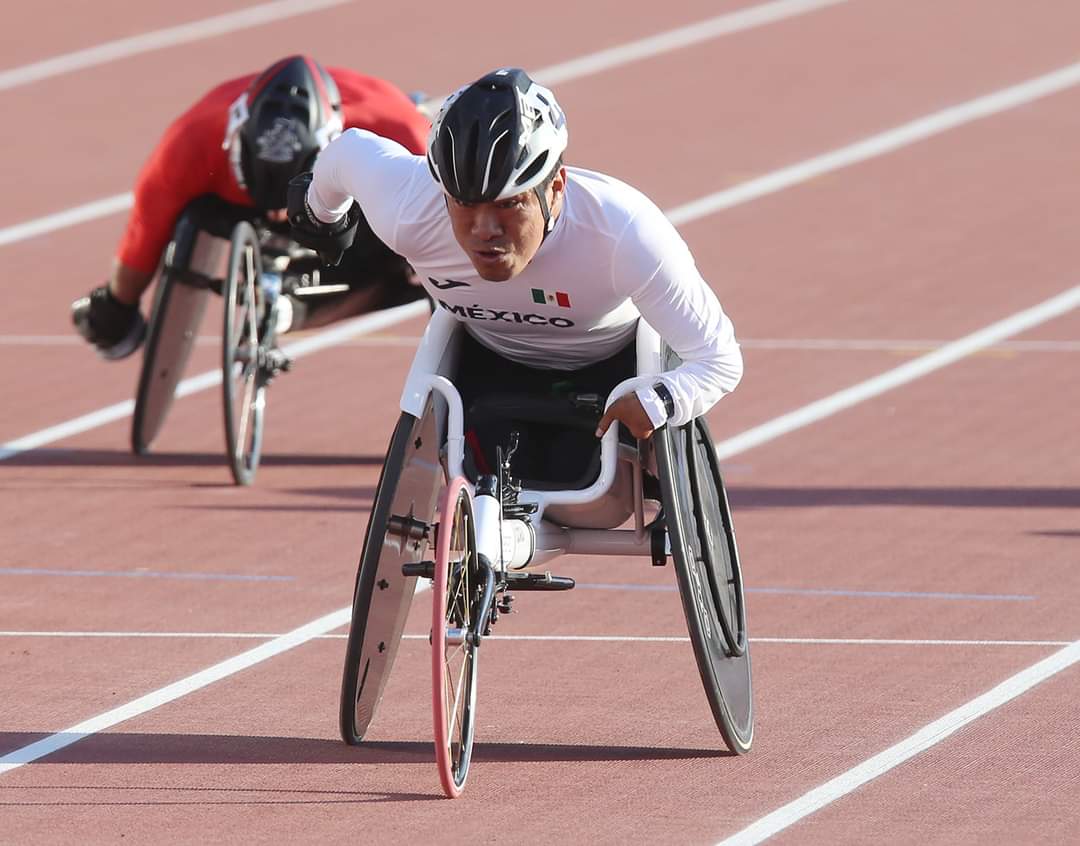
[235,369,256,454]
[433,479,480,794]
[244,251,259,344]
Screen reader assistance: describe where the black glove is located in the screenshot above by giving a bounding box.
[287,171,360,266]
[71,285,147,360]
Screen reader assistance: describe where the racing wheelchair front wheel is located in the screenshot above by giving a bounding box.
[221,221,267,486]
[431,476,481,798]
[655,416,753,754]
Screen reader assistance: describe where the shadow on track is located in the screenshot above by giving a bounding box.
[0,783,438,805]
[0,733,728,766]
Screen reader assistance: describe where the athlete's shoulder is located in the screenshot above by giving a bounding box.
[564,167,692,294]
[323,128,444,231]
[563,166,664,235]
[334,126,426,164]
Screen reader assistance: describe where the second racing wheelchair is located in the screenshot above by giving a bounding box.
[129,199,350,485]
[338,309,752,798]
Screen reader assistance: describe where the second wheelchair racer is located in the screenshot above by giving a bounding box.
[289,67,742,450]
[73,55,431,359]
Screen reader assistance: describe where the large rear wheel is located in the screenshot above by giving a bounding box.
[655,417,753,754]
[221,221,267,486]
[131,270,210,455]
[340,405,444,744]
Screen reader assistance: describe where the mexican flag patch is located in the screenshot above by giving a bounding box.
[531,288,571,308]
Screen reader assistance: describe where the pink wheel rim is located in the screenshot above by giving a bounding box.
[431,476,474,798]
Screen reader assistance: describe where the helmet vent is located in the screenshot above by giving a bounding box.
[514,151,548,187]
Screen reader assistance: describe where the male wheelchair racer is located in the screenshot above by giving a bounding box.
[338,308,752,798]
[130,196,389,485]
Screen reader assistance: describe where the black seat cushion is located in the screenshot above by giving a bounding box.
[465,392,604,490]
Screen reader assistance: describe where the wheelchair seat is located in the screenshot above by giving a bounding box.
[463,391,605,491]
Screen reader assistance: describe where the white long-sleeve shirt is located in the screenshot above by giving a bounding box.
[308,128,743,427]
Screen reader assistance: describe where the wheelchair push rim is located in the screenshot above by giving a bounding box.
[222,221,267,486]
[657,417,754,755]
[431,476,480,798]
[686,420,747,658]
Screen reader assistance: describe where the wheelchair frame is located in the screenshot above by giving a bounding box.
[339,310,753,797]
[130,210,320,484]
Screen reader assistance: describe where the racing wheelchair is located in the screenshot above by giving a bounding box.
[129,199,342,485]
[338,310,752,798]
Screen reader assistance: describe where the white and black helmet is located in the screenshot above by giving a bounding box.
[427,68,568,225]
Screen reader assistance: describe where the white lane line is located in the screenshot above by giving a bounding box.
[0,192,132,248]
[713,285,1080,459]
[0,606,350,774]
[667,60,1080,226]
[717,640,1080,846]
[0,300,428,461]
[0,0,846,249]
[532,0,852,85]
[0,0,351,92]
[0,631,1068,647]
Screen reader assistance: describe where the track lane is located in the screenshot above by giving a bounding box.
[2,1,1079,842]
[9,61,1080,445]
[776,668,1080,845]
[0,0,832,227]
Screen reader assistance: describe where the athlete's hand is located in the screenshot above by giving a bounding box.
[286,172,359,266]
[595,393,656,440]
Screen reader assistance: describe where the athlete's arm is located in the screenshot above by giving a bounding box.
[305,128,426,252]
[107,262,154,306]
[113,116,218,299]
[614,199,743,429]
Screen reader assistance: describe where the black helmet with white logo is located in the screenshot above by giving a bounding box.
[427,68,568,216]
[223,55,343,210]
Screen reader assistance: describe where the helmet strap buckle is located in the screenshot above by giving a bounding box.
[535,186,555,236]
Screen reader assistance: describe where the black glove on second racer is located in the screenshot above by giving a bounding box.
[286,172,360,266]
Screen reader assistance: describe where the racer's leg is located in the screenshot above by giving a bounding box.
[454,330,636,483]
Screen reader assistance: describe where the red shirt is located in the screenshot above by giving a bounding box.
[116,68,430,274]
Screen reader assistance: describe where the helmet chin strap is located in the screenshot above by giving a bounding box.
[535,185,557,241]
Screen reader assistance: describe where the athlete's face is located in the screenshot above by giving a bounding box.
[446,168,566,282]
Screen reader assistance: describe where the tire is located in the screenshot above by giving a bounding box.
[221,221,267,486]
[130,270,210,455]
[340,405,444,744]
[431,477,480,798]
[655,417,753,754]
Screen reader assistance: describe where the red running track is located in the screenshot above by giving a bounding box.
[1,1,1078,843]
